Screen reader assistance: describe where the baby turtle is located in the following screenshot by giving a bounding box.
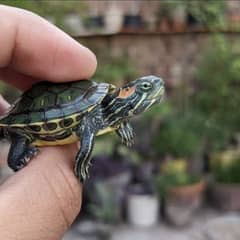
[0,75,165,181]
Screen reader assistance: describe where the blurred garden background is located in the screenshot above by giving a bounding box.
[1,1,240,240]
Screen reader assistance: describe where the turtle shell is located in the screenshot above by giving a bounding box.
[0,80,110,132]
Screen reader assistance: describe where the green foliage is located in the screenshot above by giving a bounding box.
[157,0,226,28]
[214,159,240,184]
[142,101,172,121]
[157,1,177,18]
[1,0,86,29]
[185,0,226,28]
[89,182,120,224]
[195,36,240,150]
[1,0,86,15]
[153,111,204,158]
[211,150,240,184]
[94,56,137,85]
[155,173,199,196]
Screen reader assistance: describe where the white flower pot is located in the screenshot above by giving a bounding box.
[127,194,159,227]
[105,4,123,33]
[63,14,84,35]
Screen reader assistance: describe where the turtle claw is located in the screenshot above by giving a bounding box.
[125,131,134,147]
[13,146,39,172]
[79,170,90,182]
[126,140,132,147]
[117,121,134,148]
[79,173,87,183]
[75,160,91,182]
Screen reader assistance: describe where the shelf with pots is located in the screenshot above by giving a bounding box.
[74,27,240,39]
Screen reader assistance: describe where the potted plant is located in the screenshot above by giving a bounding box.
[153,111,205,174]
[184,0,226,30]
[87,181,121,240]
[156,1,187,32]
[210,149,240,211]
[152,111,205,227]
[155,159,205,227]
[193,36,240,168]
[155,1,173,32]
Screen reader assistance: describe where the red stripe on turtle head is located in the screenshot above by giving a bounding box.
[117,86,136,99]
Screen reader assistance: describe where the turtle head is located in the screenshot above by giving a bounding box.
[115,75,165,117]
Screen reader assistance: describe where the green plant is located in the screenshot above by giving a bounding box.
[180,0,226,28]
[157,1,177,19]
[1,0,86,30]
[89,182,120,224]
[157,0,226,29]
[131,101,173,159]
[194,36,240,151]
[211,149,240,183]
[141,101,172,121]
[153,111,204,159]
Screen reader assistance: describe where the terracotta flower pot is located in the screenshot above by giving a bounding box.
[211,182,240,211]
[156,18,171,32]
[165,180,205,227]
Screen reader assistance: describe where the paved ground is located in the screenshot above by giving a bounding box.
[63,209,240,240]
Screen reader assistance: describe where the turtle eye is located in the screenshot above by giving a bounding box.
[140,82,152,91]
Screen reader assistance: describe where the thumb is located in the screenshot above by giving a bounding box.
[0,144,82,240]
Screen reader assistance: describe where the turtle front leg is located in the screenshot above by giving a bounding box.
[75,124,95,182]
[116,121,134,147]
[8,133,38,172]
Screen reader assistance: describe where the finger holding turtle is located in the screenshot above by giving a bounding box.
[0,5,97,90]
[0,5,98,240]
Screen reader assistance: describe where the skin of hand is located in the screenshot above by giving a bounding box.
[0,5,97,240]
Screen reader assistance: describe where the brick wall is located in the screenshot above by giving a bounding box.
[77,33,237,87]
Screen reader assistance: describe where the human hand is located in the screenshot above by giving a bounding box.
[0,5,97,240]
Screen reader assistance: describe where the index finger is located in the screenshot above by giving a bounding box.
[0,5,97,89]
